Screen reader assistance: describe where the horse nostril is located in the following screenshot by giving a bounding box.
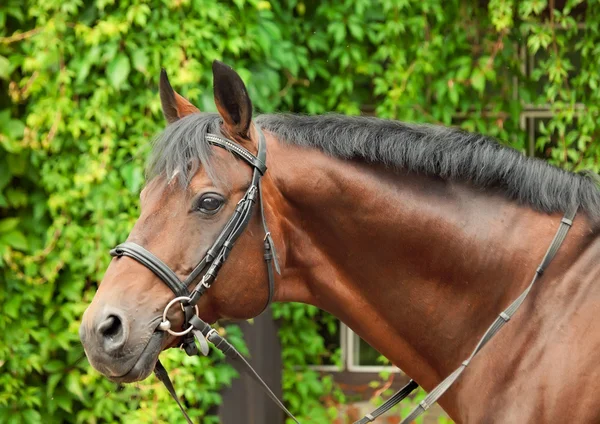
[96,313,128,352]
[98,315,122,339]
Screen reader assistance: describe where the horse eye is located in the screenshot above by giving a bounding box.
[195,194,224,214]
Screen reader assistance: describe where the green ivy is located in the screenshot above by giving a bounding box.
[1,0,599,423]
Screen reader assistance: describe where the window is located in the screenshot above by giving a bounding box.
[347,327,399,372]
[309,313,399,373]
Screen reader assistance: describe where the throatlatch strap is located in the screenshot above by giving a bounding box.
[259,178,281,274]
[258,178,279,314]
[398,205,578,424]
[263,240,275,308]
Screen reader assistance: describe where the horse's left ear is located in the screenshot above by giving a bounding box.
[212,60,252,137]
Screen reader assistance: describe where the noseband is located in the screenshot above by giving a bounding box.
[110,127,298,423]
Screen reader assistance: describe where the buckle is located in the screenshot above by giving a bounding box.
[200,275,212,289]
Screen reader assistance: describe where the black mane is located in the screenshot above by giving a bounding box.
[147,112,600,225]
[257,114,600,224]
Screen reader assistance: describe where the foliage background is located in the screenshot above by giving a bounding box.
[0,0,598,422]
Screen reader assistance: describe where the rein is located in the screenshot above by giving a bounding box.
[109,125,578,424]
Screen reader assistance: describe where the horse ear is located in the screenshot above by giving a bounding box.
[159,69,199,124]
[212,60,252,137]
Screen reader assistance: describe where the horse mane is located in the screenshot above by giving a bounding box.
[146,113,223,185]
[146,112,600,226]
[256,113,600,225]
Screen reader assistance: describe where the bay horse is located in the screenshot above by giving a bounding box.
[79,61,600,423]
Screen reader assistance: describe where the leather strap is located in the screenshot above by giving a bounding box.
[263,239,275,308]
[353,380,419,424]
[189,316,300,424]
[153,316,300,424]
[399,205,578,424]
[182,257,208,288]
[154,360,194,424]
[206,134,267,175]
[259,178,281,275]
[258,178,279,313]
[110,243,188,296]
[256,135,280,311]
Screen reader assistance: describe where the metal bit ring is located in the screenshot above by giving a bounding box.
[159,296,199,336]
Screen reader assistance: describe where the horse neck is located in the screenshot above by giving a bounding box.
[262,135,587,391]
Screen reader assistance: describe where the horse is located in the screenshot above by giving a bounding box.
[79,60,600,423]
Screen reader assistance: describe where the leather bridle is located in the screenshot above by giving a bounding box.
[110,126,298,424]
[109,124,579,424]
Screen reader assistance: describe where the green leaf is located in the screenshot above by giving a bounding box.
[66,373,84,401]
[328,22,346,44]
[205,368,217,386]
[119,163,144,193]
[7,153,26,175]
[5,119,25,139]
[44,360,65,373]
[131,49,148,73]
[46,374,64,397]
[6,188,28,207]
[107,54,131,89]
[75,59,92,85]
[348,22,364,41]
[54,394,72,413]
[0,217,20,232]
[0,230,28,250]
[448,85,459,105]
[22,409,41,424]
[0,159,11,190]
[4,296,21,318]
[4,296,23,318]
[471,70,486,94]
[0,55,10,79]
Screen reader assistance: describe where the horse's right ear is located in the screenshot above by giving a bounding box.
[159,69,199,124]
